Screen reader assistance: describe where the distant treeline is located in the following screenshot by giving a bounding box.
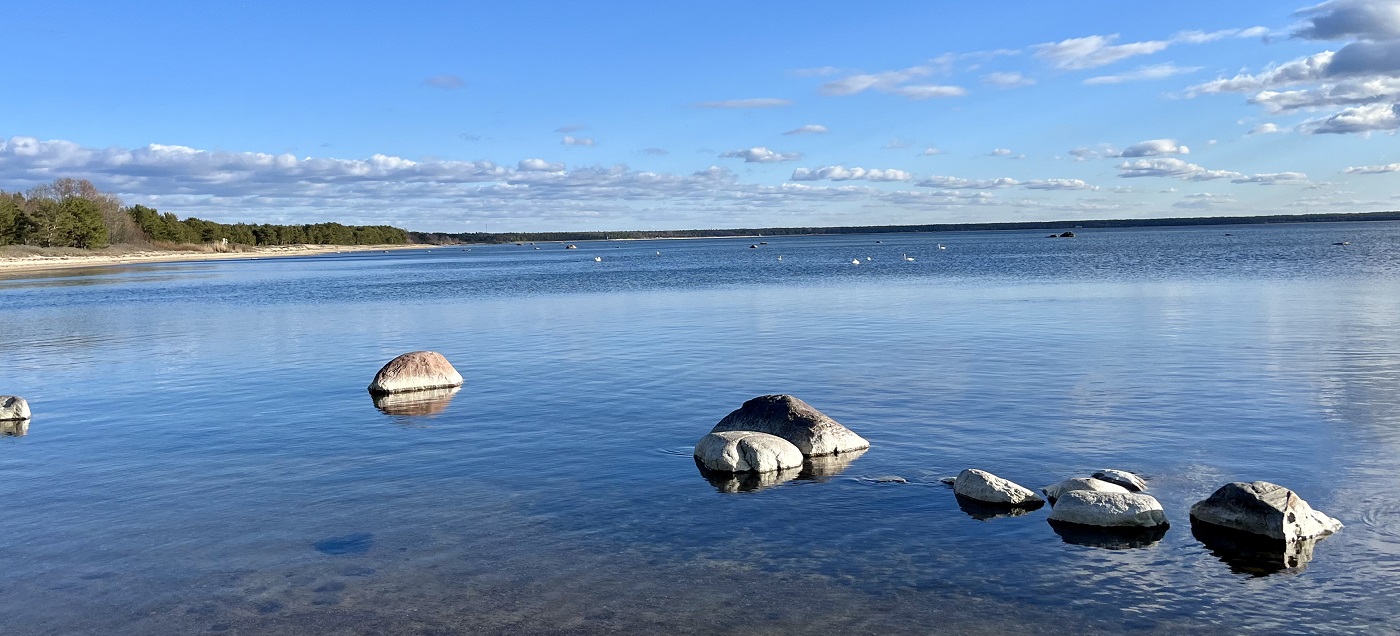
[1,178,409,248]
[412,210,1400,245]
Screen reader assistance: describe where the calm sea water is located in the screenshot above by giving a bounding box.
[3,223,1400,634]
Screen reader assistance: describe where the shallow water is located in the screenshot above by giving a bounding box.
[2,223,1399,634]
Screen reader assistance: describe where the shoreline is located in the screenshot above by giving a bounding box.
[0,243,425,275]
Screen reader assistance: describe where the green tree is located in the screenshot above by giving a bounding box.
[61,197,109,248]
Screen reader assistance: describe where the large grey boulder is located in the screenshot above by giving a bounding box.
[953,469,1043,506]
[1189,481,1342,542]
[709,394,868,456]
[1043,477,1129,503]
[1092,469,1148,492]
[1047,491,1168,528]
[368,352,464,395]
[0,396,30,421]
[694,431,804,473]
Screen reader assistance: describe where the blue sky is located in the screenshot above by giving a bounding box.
[2,0,1398,231]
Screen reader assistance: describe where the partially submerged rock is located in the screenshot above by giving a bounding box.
[1043,477,1129,503]
[709,394,868,456]
[367,352,464,395]
[801,446,868,480]
[0,396,30,422]
[952,469,1044,506]
[1188,481,1341,542]
[695,461,801,493]
[1191,517,1323,576]
[956,494,1042,521]
[1,419,28,437]
[1047,491,1168,528]
[1092,469,1148,492]
[694,431,804,474]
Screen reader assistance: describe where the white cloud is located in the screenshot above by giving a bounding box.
[422,75,466,89]
[1117,158,1243,180]
[919,146,941,156]
[983,71,1036,87]
[989,148,1023,158]
[1344,162,1400,173]
[917,176,1020,189]
[693,98,793,108]
[818,60,965,100]
[1083,63,1201,85]
[561,136,596,146]
[1174,192,1237,209]
[1248,122,1282,134]
[1119,139,1190,157]
[1023,179,1098,190]
[783,124,829,135]
[517,158,564,172]
[719,146,803,163]
[1033,34,1171,70]
[1303,102,1400,132]
[1068,145,1117,161]
[1293,0,1400,41]
[1231,172,1309,184]
[790,166,914,182]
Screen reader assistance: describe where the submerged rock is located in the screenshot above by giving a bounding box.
[367,351,464,395]
[1049,519,1168,550]
[1191,517,1324,576]
[1092,469,1148,492]
[800,446,868,481]
[1042,477,1129,503]
[1047,491,1168,528]
[952,469,1044,505]
[709,394,869,456]
[1189,481,1341,542]
[694,431,803,473]
[0,396,30,421]
[955,494,1043,521]
[372,386,460,416]
[1,419,28,437]
[695,460,801,493]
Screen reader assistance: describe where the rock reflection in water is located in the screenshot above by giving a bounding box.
[695,447,868,493]
[1191,518,1323,576]
[955,494,1044,521]
[0,420,27,437]
[371,387,460,416]
[1048,519,1168,549]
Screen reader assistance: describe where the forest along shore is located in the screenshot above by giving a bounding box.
[0,243,423,274]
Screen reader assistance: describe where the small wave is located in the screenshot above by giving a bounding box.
[657,447,694,457]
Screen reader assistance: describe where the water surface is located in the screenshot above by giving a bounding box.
[3,223,1399,634]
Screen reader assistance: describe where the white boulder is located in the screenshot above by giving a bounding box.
[709,394,868,456]
[1189,481,1341,542]
[952,469,1043,505]
[0,396,30,421]
[694,431,804,474]
[1047,491,1169,528]
[1092,469,1148,492]
[368,351,464,395]
[1043,477,1129,502]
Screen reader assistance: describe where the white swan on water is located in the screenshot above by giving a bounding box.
[594,256,603,262]
[903,253,915,262]
[851,258,861,265]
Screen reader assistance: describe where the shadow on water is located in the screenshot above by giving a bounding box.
[955,494,1045,521]
[1190,518,1325,577]
[370,387,460,416]
[1,420,28,437]
[694,448,869,493]
[1048,519,1168,549]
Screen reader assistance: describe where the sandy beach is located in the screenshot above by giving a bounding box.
[0,243,425,275]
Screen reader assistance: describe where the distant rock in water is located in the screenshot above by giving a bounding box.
[372,387,460,416]
[1047,491,1168,528]
[1092,469,1148,492]
[1189,481,1341,542]
[1059,231,1076,238]
[953,469,1044,506]
[709,394,869,456]
[0,396,30,422]
[1,419,28,437]
[1042,477,1129,503]
[694,431,803,473]
[368,351,464,395]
